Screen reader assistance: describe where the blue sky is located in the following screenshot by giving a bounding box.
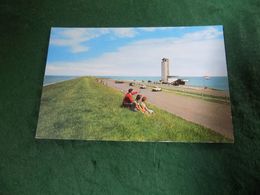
[46,25,228,76]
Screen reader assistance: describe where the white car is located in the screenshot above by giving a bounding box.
[140,84,146,89]
[152,86,162,92]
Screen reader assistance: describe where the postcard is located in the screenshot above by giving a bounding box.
[36,25,234,142]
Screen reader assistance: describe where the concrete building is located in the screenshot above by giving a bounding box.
[161,58,178,83]
[161,58,169,82]
[167,75,178,83]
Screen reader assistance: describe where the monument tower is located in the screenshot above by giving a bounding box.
[161,58,169,82]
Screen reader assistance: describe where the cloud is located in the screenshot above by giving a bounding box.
[110,28,137,37]
[46,27,227,77]
[49,28,138,53]
[183,26,223,41]
[49,28,106,53]
[138,26,198,32]
[139,27,157,32]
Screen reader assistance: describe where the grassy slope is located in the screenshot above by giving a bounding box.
[36,77,231,142]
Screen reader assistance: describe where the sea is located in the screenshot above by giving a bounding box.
[43,75,78,86]
[44,75,230,91]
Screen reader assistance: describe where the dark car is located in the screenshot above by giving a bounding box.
[172,79,185,86]
[115,80,124,84]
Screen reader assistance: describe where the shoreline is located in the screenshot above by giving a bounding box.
[43,76,229,99]
[103,78,230,98]
[44,80,66,86]
[104,78,229,92]
[99,76,229,90]
[44,75,229,91]
[43,76,81,86]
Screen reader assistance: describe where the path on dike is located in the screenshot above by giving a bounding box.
[104,79,234,140]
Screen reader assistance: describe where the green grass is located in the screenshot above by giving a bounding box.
[36,77,231,142]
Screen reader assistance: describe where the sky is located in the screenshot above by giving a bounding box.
[45,25,228,77]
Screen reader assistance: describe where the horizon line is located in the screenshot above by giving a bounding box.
[45,74,228,77]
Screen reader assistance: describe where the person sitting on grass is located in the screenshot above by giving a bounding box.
[131,94,145,112]
[140,96,154,114]
[122,88,138,108]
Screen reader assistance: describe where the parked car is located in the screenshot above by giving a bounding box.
[140,84,146,89]
[152,86,162,92]
[115,80,124,84]
[172,79,185,86]
[129,82,135,86]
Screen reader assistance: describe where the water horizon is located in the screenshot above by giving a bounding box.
[44,75,230,91]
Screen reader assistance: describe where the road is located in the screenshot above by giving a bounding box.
[104,79,234,140]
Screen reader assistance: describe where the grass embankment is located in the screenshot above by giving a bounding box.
[36,77,231,142]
